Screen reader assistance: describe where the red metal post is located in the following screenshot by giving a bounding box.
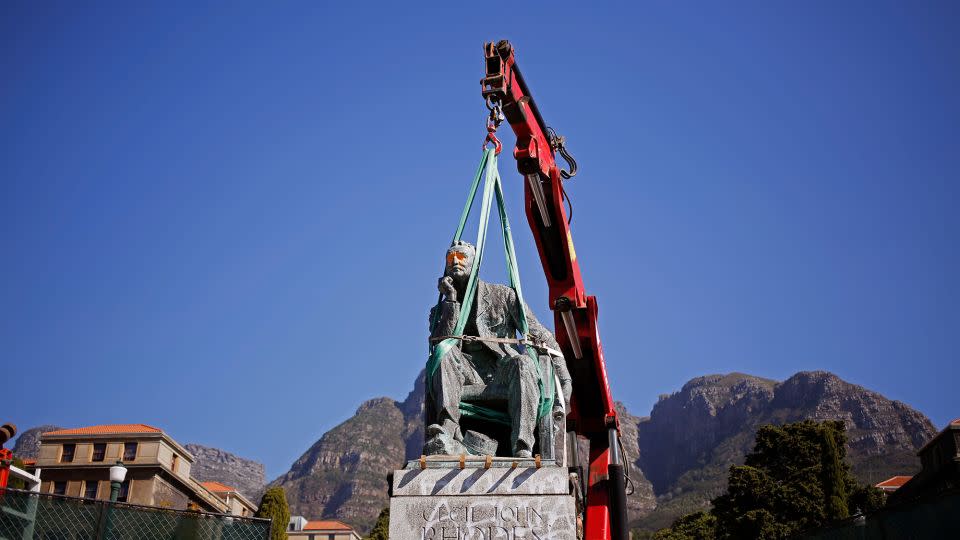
[586,446,613,540]
[481,40,623,540]
[0,448,12,489]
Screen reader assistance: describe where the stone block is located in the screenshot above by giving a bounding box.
[389,466,577,540]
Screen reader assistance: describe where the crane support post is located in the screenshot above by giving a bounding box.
[481,40,623,540]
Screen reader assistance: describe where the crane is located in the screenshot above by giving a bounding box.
[480,40,629,540]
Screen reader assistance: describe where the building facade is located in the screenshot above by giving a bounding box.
[888,418,960,504]
[35,424,248,514]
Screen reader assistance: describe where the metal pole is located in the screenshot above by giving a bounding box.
[99,480,121,539]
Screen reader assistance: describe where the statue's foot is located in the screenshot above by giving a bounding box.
[515,449,533,458]
[424,429,468,456]
[426,424,445,438]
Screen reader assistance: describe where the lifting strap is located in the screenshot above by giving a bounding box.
[426,148,555,426]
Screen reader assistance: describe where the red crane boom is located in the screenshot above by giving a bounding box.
[480,40,628,540]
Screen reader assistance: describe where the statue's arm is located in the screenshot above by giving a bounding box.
[429,299,460,339]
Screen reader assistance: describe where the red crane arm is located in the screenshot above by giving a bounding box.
[481,40,626,540]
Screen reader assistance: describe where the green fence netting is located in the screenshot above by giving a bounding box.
[0,488,271,540]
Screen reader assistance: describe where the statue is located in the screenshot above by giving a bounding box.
[425,241,573,458]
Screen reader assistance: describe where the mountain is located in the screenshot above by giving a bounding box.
[269,371,660,532]
[184,443,267,502]
[272,370,936,534]
[269,372,425,532]
[632,371,937,531]
[615,403,658,518]
[10,425,63,459]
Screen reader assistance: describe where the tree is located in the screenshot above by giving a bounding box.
[367,507,389,540]
[820,426,848,520]
[255,487,291,540]
[652,511,716,540]
[656,420,886,539]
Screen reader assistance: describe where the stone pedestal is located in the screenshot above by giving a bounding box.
[389,458,577,540]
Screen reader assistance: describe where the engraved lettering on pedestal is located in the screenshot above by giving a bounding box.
[418,501,553,540]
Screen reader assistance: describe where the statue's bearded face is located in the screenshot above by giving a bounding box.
[445,246,474,280]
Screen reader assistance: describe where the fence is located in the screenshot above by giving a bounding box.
[0,488,271,540]
[799,489,960,539]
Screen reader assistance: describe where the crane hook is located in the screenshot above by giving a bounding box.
[483,102,505,154]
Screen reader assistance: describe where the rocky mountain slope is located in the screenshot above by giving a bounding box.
[272,370,936,534]
[11,425,63,458]
[184,443,266,502]
[269,373,425,532]
[10,370,935,535]
[632,371,937,531]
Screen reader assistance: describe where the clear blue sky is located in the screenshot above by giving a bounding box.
[2,1,957,479]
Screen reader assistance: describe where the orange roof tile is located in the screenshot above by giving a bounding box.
[19,459,37,466]
[305,520,354,531]
[875,475,913,488]
[44,424,163,436]
[201,481,238,493]
[950,418,960,426]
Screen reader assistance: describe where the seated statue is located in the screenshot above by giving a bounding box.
[425,241,572,458]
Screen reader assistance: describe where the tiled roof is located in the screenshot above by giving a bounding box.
[875,475,913,488]
[44,424,163,436]
[201,481,237,493]
[305,520,354,531]
[950,418,960,426]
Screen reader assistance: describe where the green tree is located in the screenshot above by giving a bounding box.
[652,511,716,540]
[366,507,389,540]
[655,420,885,539]
[847,483,885,515]
[820,427,848,520]
[255,487,291,540]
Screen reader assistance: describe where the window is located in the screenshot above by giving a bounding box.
[53,481,67,496]
[123,442,138,461]
[83,480,98,499]
[171,454,179,473]
[117,480,130,503]
[60,444,75,463]
[92,443,106,462]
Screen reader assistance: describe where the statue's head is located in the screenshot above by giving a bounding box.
[445,241,476,281]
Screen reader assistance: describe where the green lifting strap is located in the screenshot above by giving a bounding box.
[426,148,555,426]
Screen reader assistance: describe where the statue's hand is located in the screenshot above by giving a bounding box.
[438,276,457,302]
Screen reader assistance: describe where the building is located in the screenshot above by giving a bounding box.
[200,480,258,517]
[888,418,960,504]
[287,518,362,540]
[35,424,246,514]
[874,475,913,494]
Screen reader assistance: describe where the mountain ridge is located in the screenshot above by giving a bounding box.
[9,369,936,535]
[270,369,936,533]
